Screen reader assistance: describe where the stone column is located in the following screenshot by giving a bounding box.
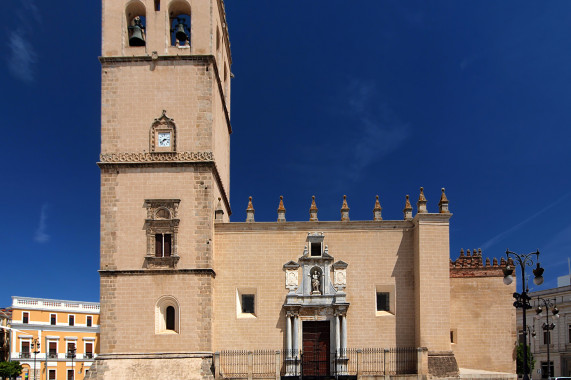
[292,315,299,356]
[335,314,341,356]
[341,314,347,354]
[286,314,292,357]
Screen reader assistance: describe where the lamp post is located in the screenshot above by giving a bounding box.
[503,249,545,380]
[67,345,76,380]
[536,297,559,379]
[31,338,40,380]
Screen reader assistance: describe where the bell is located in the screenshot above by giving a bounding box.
[175,20,188,42]
[129,18,146,47]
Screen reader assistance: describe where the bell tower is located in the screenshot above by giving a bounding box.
[93,0,231,378]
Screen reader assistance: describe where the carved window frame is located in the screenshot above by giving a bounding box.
[144,199,180,268]
[150,110,177,153]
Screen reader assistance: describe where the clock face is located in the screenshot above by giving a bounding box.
[158,132,171,147]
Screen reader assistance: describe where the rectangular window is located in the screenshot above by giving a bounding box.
[22,341,30,353]
[49,370,56,380]
[23,312,29,324]
[154,0,160,11]
[49,342,57,358]
[85,342,93,358]
[569,324,571,343]
[541,361,554,379]
[376,292,390,312]
[241,294,255,314]
[66,342,76,359]
[87,316,92,327]
[50,314,56,325]
[155,234,172,257]
[67,369,74,380]
[68,315,74,326]
[310,242,321,256]
[544,330,551,345]
[450,329,457,344]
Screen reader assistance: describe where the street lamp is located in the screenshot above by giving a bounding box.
[67,345,76,380]
[31,338,40,380]
[536,297,559,379]
[525,324,536,351]
[503,249,545,380]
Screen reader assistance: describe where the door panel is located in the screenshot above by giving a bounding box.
[302,321,330,376]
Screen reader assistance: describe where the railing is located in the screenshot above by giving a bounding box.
[216,347,420,379]
[20,352,31,358]
[220,350,249,378]
[85,353,94,359]
[48,353,58,359]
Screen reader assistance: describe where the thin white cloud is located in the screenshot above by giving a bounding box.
[34,203,50,243]
[346,80,411,180]
[481,192,571,250]
[7,0,40,83]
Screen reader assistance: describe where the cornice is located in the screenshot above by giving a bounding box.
[215,220,414,232]
[99,268,216,277]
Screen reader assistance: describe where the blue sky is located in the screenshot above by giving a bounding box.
[1,1,571,307]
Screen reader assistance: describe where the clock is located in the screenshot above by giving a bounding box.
[158,132,171,147]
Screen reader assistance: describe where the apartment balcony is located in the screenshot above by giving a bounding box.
[19,352,31,359]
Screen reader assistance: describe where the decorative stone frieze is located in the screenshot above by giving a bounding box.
[99,151,214,163]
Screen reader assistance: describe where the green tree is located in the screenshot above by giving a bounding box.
[516,343,535,375]
[0,361,24,380]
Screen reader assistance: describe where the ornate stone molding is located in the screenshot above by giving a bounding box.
[100,151,214,163]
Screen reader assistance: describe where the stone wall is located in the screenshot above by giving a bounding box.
[450,252,516,373]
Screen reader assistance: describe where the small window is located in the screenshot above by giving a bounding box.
[450,329,457,344]
[154,0,160,11]
[216,27,220,51]
[310,242,321,256]
[22,341,30,353]
[49,370,56,380]
[376,292,389,312]
[544,330,551,345]
[241,294,255,314]
[85,342,93,358]
[67,369,74,380]
[155,233,172,257]
[568,324,571,343]
[68,315,74,326]
[50,314,56,325]
[166,306,175,330]
[155,296,179,334]
[49,342,57,358]
[67,342,76,359]
[23,312,29,324]
[86,316,92,327]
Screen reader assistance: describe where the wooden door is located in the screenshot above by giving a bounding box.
[302,321,330,377]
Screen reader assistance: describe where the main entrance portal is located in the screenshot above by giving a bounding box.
[302,321,330,377]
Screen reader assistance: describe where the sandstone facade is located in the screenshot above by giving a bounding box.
[90,1,517,379]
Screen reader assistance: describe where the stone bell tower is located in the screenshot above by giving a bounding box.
[91,0,231,378]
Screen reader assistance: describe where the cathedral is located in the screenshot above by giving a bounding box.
[88,1,516,379]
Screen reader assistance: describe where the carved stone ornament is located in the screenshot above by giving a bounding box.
[99,151,214,163]
[283,261,300,293]
[150,110,176,152]
[332,261,348,291]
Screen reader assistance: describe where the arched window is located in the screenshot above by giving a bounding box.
[169,1,191,47]
[155,296,179,334]
[166,306,175,330]
[126,1,146,47]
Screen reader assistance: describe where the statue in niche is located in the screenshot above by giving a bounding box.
[310,269,321,294]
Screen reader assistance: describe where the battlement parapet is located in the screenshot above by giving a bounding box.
[450,249,513,278]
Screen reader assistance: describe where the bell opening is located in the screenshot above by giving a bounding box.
[170,15,190,47]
